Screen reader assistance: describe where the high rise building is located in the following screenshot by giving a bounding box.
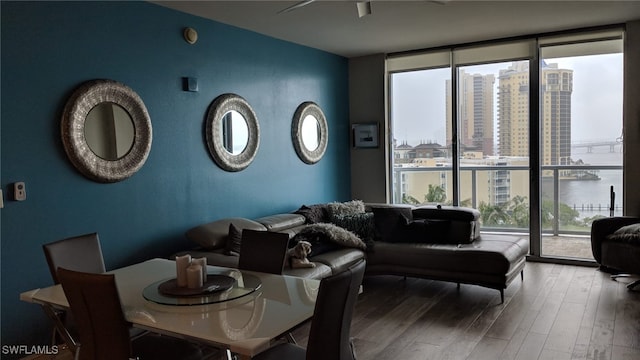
[541,63,573,166]
[446,71,495,156]
[497,62,573,165]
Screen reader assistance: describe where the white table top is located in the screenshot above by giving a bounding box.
[21,258,320,357]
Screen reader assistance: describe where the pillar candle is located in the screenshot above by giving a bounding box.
[187,264,203,289]
[175,254,191,287]
[192,257,207,280]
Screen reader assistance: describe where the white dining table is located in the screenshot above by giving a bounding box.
[20,258,320,359]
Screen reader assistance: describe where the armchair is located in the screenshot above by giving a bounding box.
[591,216,640,290]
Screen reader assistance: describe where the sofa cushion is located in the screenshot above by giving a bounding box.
[413,205,480,221]
[412,206,480,244]
[185,218,266,250]
[293,204,329,224]
[370,205,414,242]
[607,223,640,243]
[395,217,451,244]
[310,248,366,275]
[254,213,306,232]
[366,234,528,276]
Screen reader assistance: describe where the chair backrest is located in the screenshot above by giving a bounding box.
[238,229,290,274]
[43,233,105,284]
[57,268,131,360]
[306,259,366,360]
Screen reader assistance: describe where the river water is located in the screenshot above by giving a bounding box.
[548,148,623,219]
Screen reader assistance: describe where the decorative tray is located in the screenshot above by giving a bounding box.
[158,274,235,296]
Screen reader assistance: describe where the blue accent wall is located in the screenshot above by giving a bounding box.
[1,1,349,349]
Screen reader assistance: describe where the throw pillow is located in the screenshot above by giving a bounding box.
[294,204,329,224]
[330,212,375,242]
[327,200,365,218]
[225,223,243,256]
[291,223,367,257]
[607,223,640,243]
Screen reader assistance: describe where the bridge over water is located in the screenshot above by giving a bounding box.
[571,140,622,153]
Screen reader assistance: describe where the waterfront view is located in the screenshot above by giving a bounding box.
[554,149,623,221]
[388,37,623,261]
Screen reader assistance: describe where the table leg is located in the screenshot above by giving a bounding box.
[41,304,78,354]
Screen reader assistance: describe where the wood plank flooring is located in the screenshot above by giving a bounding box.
[291,262,640,360]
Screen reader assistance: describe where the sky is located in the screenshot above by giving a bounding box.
[390,52,624,149]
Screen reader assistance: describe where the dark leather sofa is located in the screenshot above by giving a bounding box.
[174,203,528,302]
[591,216,640,289]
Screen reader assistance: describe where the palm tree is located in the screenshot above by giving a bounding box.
[479,201,509,226]
[425,184,447,203]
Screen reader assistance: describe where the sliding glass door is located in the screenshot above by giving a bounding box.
[539,36,624,260]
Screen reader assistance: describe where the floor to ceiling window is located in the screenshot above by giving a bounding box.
[387,28,624,263]
[539,35,624,260]
[390,66,452,205]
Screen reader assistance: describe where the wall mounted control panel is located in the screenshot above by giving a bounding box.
[14,182,26,201]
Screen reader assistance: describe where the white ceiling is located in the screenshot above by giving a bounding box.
[153,1,640,58]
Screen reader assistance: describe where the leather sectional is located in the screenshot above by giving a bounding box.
[174,203,528,303]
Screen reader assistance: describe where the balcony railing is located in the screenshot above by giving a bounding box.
[392,163,623,236]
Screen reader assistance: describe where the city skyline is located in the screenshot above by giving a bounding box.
[390,54,623,149]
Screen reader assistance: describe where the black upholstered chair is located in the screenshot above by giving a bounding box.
[591,216,640,290]
[239,229,290,275]
[252,259,366,360]
[57,267,204,360]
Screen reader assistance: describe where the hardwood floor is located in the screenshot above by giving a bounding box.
[291,262,640,360]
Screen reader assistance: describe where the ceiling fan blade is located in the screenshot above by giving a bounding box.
[277,0,316,14]
[356,1,372,18]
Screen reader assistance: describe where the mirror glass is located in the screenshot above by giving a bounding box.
[300,115,320,151]
[206,93,260,172]
[84,102,135,160]
[220,110,249,155]
[291,102,328,165]
[62,79,152,183]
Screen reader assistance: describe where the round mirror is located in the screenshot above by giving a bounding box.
[206,94,260,172]
[85,102,135,160]
[300,115,320,151]
[61,80,152,183]
[291,102,328,164]
[220,110,249,155]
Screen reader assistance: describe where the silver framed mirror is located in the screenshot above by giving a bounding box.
[61,79,152,183]
[206,94,260,172]
[291,102,328,164]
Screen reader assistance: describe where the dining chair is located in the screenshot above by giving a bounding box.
[42,233,107,348]
[251,259,366,360]
[238,229,290,275]
[57,267,204,360]
[43,232,106,284]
